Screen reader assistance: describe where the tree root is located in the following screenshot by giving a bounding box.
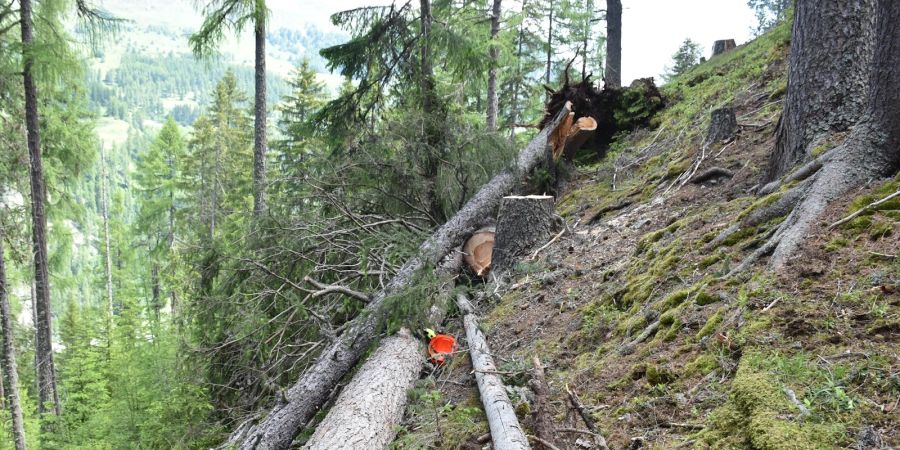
[757,145,839,195]
[730,127,896,275]
[705,177,812,252]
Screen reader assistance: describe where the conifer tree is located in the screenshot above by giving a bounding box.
[0,235,26,450]
[191,0,270,218]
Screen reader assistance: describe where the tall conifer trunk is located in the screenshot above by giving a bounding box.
[486,0,501,131]
[1,238,27,450]
[605,0,622,88]
[20,0,60,416]
[253,1,267,217]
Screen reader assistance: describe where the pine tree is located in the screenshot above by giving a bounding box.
[663,38,702,82]
[191,0,270,218]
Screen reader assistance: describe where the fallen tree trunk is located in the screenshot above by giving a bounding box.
[302,329,422,450]
[302,252,462,450]
[457,293,531,450]
[227,102,573,450]
[559,116,598,161]
[493,195,556,273]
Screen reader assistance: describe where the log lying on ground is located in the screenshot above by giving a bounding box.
[302,252,462,450]
[227,102,573,450]
[457,293,531,450]
[493,195,556,273]
[303,329,422,450]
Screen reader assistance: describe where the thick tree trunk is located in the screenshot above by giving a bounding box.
[20,0,60,416]
[763,0,876,183]
[731,0,900,274]
[302,253,460,450]
[486,0,501,131]
[253,6,268,217]
[226,103,573,450]
[604,0,622,88]
[419,0,444,223]
[711,39,736,56]
[492,195,556,273]
[767,0,900,269]
[1,239,27,450]
[457,293,530,450]
[302,330,422,450]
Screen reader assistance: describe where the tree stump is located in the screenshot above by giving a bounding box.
[712,39,736,56]
[706,107,737,144]
[492,195,556,273]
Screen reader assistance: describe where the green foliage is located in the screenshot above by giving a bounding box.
[748,0,792,36]
[663,38,703,82]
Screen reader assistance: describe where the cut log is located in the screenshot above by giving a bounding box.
[226,102,574,450]
[301,253,461,450]
[706,107,737,144]
[712,39,736,56]
[464,227,496,277]
[457,293,530,450]
[557,116,598,161]
[493,195,556,273]
[302,329,422,450]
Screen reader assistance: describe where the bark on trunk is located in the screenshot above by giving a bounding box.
[768,0,900,269]
[492,195,556,273]
[509,0,527,139]
[604,0,622,88]
[457,293,530,450]
[227,103,573,450]
[419,0,443,223]
[20,0,60,416]
[486,0,501,131]
[302,253,461,450]
[711,39,736,56]
[253,5,268,217]
[545,0,553,85]
[302,329,422,450]
[706,107,737,144]
[1,239,27,450]
[764,0,876,183]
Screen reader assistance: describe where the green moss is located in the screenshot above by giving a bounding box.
[703,358,830,449]
[664,158,690,180]
[696,309,724,340]
[663,289,691,308]
[824,237,849,252]
[684,354,719,377]
[694,290,719,306]
[699,250,724,268]
[646,365,676,385]
[719,226,757,247]
[868,220,893,240]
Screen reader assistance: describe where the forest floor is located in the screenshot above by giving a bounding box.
[391,21,898,450]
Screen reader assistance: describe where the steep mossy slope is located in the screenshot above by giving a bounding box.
[393,21,897,450]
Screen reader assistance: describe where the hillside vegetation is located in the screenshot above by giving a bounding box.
[393,21,898,449]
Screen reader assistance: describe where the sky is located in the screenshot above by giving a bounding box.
[283,0,759,84]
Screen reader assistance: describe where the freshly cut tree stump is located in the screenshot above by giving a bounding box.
[493,195,556,273]
[712,39,736,56]
[707,107,737,144]
[303,329,422,450]
[456,293,530,450]
[464,227,496,277]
